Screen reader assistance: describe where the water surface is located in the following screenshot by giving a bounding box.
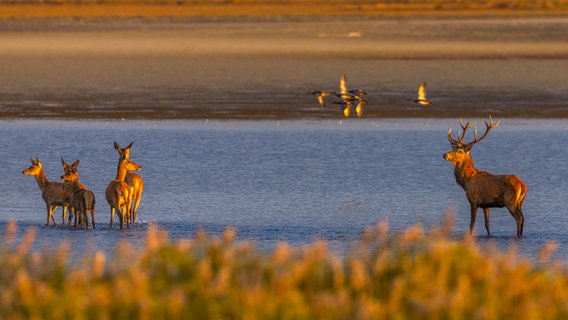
[2,118,567,261]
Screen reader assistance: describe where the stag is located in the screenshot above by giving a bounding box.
[443,116,527,238]
[114,141,144,224]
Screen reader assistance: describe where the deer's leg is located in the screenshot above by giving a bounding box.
[483,208,490,236]
[118,207,124,230]
[83,211,88,229]
[91,209,96,229]
[516,208,524,238]
[133,195,141,223]
[507,204,524,238]
[68,207,73,225]
[109,207,115,228]
[61,206,67,225]
[46,204,52,226]
[469,204,478,235]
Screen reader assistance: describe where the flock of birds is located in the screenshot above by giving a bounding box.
[307,73,432,117]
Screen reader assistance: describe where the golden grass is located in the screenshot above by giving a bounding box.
[0,2,567,19]
[1,217,568,319]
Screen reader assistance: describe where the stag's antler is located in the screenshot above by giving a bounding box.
[448,116,500,150]
[448,118,477,148]
[468,116,501,147]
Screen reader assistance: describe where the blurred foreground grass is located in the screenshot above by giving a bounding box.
[1,217,567,319]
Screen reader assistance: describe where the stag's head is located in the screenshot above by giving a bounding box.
[443,116,500,166]
[22,158,42,176]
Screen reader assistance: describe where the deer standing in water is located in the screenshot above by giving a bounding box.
[106,154,141,229]
[443,116,527,238]
[60,159,96,229]
[114,141,144,224]
[22,158,78,225]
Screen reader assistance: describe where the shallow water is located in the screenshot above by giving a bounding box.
[2,118,568,261]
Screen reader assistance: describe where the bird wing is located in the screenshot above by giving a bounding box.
[340,74,348,95]
[317,96,326,108]
[355,101,363,117]
[418,81,427,100]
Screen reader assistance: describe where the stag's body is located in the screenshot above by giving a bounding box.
[60,159,96,229]
[114,141,144,224]
[106,154,141,229]
[23,158,77,226]
[443,117,527,238]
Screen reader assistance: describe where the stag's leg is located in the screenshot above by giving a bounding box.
[506,204,524,238]
[469,204,478,235]
[516,208,524,238]
[483,208,491,236]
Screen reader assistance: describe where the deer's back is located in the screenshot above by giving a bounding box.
[467,171,526,207]
[125,172,144,190]
[74,189,95,209]
[42,181,74,206]
[105,180,130,206]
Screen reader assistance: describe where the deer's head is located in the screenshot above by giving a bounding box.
[61,158,80,175]
[119,154,141,172]
[114,141,134,159]
[443,116,500,166]
[22,158,42,176]
[60,158,80,182]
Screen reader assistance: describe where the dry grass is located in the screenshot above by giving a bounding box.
[1,217,568,318]
[0,1,567,19]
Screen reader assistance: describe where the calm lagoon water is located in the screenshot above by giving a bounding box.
[2,118,567,261]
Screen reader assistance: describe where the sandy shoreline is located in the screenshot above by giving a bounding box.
[0,16,566,120]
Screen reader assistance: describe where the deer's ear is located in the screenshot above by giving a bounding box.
[113,141,121,151]
[71,160,80,170]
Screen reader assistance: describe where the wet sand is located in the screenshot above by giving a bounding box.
[0,17,567,119]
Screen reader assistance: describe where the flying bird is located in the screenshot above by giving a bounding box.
[409,81,432,105]
[355,99,366,118]
[307,90,329,108]
[334,100,353,118]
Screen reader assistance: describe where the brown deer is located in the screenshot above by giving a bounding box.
[443,116,527,238]
[22,158,78,226]
[60,159,96,229]
[61,158,86,225]
[106,154,141,229]
[114,141,144,224]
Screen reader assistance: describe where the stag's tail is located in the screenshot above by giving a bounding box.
[516,181,527,209]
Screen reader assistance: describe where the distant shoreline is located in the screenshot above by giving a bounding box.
[0,11,566,120]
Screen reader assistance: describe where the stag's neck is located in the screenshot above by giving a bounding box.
[454,156,478,190]
[34,169,49,193]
